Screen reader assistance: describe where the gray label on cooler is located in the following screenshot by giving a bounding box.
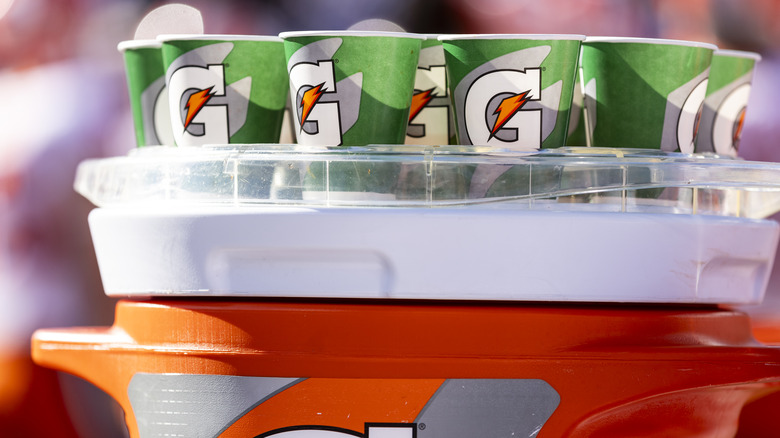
[127,373,301,438]
[415,379,559,438]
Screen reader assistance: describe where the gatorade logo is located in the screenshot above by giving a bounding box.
[466,69,541,147]
[406,61,450,145]
[661,70,710,153]
[289,60,342,145]
[712,83,751,155]
[675,79,708,154]
[453,46,562,150]
[166,42,252,146]
[257,424,415,438]
[169,64,230,144]
[409,88,436,125]
[287,38,363,146]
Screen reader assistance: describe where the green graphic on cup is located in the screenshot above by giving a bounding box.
[440,34,584,150]
[565,51,587,146]
[580,37,716,152]
[694,49,760,156]
[159,34,288,146]
[118,40,174,146]
[280,31,424,146]
[405,36,455,145]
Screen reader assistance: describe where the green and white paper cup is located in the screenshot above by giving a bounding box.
[580,37,717,152]
[439,34,584,150]
[694,49,761,156]
[159,34,288,146]
[405,35,455,145]
[280,30,424,146]
[118,40,174,146]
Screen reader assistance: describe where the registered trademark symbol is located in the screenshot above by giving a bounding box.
[334,58,340,64]
[541,67,546,71]
[418,424,426,430]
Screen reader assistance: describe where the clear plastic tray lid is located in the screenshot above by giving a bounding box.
[75,145,780,219]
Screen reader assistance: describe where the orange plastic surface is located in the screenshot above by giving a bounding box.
[752,316,780,347]
[31,299,780,437]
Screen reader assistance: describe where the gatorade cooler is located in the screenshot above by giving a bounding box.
[32,146,780,437]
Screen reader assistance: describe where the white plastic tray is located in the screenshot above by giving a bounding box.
[89,205,778,303]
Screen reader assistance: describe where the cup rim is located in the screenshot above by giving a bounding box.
[117,39,163,52]
[157,34,283,43]
[714,49,762,61]
[279,30,426,40]
[584,36,717,50]
[438,34,586,41]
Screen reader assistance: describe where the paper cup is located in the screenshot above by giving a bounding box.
[439,34,584,150]
[694,49,761,157]
[280,30,424,146]
[580,37,717,152]
[159,34,288,146]
[118,40,175,146]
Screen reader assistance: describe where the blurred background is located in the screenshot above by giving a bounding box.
[0,0,778,436]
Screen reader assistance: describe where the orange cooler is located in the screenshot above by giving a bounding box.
[32,146,780,437]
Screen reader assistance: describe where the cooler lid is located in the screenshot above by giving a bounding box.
[75,145,780,219]
[88,206,779,303]
[77,145,780,303]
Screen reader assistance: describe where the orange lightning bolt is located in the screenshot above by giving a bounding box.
[733,107,746,147]
[409,88,436,122]
[184,86,215,129]
[300,83,326,127]
[489,90,531,140]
